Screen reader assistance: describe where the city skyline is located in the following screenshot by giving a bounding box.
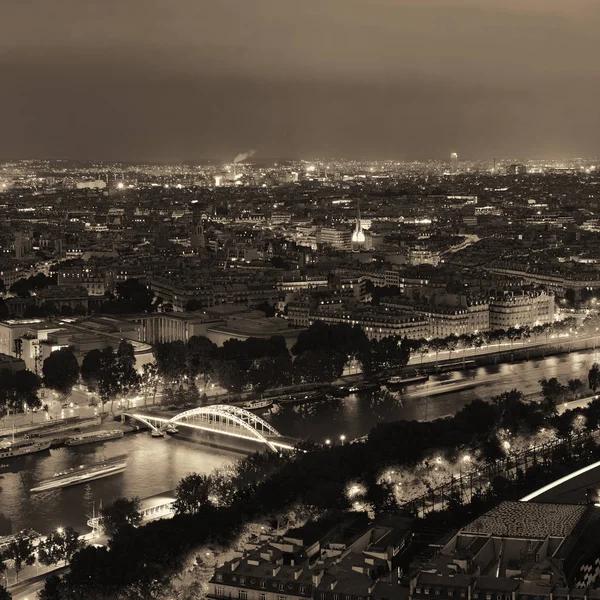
[2,1,600,161]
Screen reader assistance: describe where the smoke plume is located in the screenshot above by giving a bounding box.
[233,149,256,163]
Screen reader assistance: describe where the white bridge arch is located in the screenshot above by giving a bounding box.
[127,405,293,452]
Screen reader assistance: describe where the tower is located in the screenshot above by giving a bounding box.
[450,152,459,175]
[190,217,205,249]
[351,203,365,251]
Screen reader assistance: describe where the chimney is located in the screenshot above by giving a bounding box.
[312,571,324,587]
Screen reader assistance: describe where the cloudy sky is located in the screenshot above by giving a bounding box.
[1,0,598,161]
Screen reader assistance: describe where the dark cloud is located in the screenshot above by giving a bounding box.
[1,1,599,160]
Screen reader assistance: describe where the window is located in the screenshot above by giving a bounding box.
[334,595,339,600]
[240,578,246,585]
[278,596,287,600]
[238,592,248,600]
[299,587,307,594]
[215,587,224,597]
[260,581,266,589]
[216,574,223,582]
[260,595,266,600]
[279,584,286,591]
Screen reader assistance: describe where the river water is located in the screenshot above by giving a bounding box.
[1,347,599,536]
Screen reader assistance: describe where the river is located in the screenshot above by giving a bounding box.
[1,346,599,536]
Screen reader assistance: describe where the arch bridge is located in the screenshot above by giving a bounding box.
[126,405,296,452]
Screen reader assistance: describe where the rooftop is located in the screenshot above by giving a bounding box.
[461,501,587,539]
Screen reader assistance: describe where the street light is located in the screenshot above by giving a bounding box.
[325,439,331,447]
[340,434,346,445]
[56,527,64,535]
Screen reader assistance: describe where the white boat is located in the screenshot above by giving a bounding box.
[151,430,164,438]
[165,426,179,435]
[30,455,127,493]
[242,398,273,411]
[0,439,52,459]
[386,374,430,389]
[65,429,124,447]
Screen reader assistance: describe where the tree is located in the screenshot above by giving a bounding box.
[255,301,276,317]
[13,369,41,412]
[293,349,344,383]
[539,377,567,415]
[3,535,35,581]
[367,336,410,375]
[186,336,217,381]
[174,473,214,515]
[589,363,600,393]
[43,347,79,397]
[115,340,141,407]
[101,497,142,537]
[153,341,187,382]
[81,348,103,391]
[568,378,587,400]
[212,360,245,393]
[97,347,119,411]
[39,574,61,600]
[0,586,10,600]
[140,362,160,406]
[61,527,82,563]
[0,369,41,415]
[38,527,82,567]
[37,532,63,566]
[101,279,155,314]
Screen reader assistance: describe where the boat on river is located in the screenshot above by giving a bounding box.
[386,373,429,391]
[30,455,127,493]
[277,390,326,405]
[0,439,52,459]
[65,429,124,446]
[242,398,274,411]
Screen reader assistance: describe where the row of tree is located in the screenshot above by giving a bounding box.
[150,323,412,398]
[0,526,81,585]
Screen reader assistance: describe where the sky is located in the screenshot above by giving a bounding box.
[1,0,599,162]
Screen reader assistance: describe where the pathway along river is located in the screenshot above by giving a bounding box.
[2,346,600,536]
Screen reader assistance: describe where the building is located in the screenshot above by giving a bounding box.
[287,301,429,341]
[410,501,600,600]
[489,291,554,330]
[450,152,459,175]
[34,285,89,313]
[417,302,489,338]
[317,227,352,251]
[208,514,412,600]
[132,305,304,349]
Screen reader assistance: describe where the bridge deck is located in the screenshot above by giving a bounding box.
[125,411,298,451]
